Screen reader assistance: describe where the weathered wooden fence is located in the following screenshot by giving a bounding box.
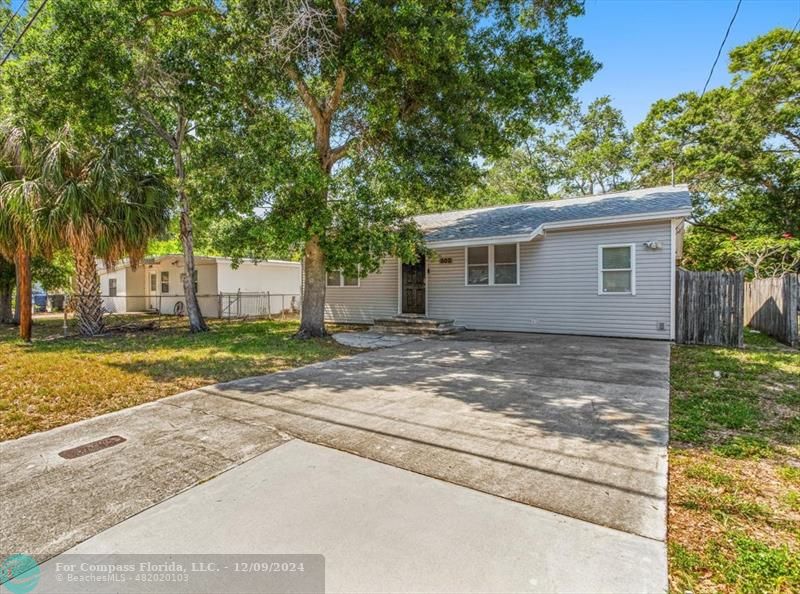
[744,274,799,347]
[676,269,744,347]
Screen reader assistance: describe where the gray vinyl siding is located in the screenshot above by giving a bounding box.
[428,221,673,339]
[325,258,399,324]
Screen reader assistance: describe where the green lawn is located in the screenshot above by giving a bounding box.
[0,316,352,441]
[669,330,800,594]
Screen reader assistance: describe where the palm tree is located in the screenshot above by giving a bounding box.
[0,123,48,341]
[41,129,171,336]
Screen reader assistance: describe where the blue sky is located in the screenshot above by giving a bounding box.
[570,0,800,128]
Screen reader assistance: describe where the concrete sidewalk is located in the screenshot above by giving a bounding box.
[36,440,666,593]
[0,398,289,562]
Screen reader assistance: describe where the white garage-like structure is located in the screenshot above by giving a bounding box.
[97,255,301,318]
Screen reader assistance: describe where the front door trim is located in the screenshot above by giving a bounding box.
[398,257,426,315]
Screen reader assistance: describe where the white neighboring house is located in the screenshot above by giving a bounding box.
[97,255,301,318]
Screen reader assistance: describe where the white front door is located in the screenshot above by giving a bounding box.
[148,272,158,310]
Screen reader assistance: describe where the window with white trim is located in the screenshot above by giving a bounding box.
[108,278,117,297]
[599,244,635,294]
[326,270,360,287]
[160,271,170,294]
[465,244,519,286]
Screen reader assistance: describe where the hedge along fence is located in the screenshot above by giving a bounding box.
[676,269,745,348]
[745,274,799,347]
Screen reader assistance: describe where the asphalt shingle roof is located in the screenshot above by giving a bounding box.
[415,185,692,244]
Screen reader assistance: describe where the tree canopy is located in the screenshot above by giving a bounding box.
[633,27,799,274]
[200,0,598,335]
[469,95,631,207]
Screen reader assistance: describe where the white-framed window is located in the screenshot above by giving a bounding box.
[108,278,117,297]
[465,243,519,286]
[160,271,170,294]
[326,270,360,288]
[598,244,635,295]
[150,273,157,292]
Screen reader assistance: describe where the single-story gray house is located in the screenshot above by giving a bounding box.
[324,185,691,340]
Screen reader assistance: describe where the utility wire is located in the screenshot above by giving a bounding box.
[701,0,742,97]
[0,0,28,43]
[756,14,800,97]
[0,0,47,69]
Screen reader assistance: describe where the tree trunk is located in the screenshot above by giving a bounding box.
[173,146,208,334]
[73,242,105,336]
[13,263,20,324]
[0,282,12,324]
[0,258,13,324]
[14,248,32,341]
[297,235,326,338]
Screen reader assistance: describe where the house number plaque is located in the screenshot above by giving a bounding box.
[439,257,453,264]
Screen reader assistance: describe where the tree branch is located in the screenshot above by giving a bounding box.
[286,63,323,125]
[136,106,176,149]
[329,137,359,164]
[333,0,348,32]
[326,68,346,116]
[688,216,737,237]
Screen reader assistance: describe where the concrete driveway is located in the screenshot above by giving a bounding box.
[1,331,670,592]
[180,331,670,539]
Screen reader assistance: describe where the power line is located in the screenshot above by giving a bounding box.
[756,14,800,96]
[701,0,742,97]
[0,0,47,69]
[0,0,28,43]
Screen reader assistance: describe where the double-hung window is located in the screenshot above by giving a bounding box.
[160,271,170,294]
[465,244,519,286]
[326,270,359,287]
[599,244,635,295]
[108,278,117,297]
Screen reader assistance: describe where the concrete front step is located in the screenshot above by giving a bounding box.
[371,324,465,336]
[373,316,455,327]
[371,315,464,335]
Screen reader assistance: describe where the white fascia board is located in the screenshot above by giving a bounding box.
[424,208,692,249]
[427,234,533,249]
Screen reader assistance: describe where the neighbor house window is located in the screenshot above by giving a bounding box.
[466,244,519,286]
[160,271,170,294]
[599,244,635,295]
[150,273,157,292]
[108,278,117,297]
[326,270,360,287]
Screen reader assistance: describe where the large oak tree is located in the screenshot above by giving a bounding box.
[213,0,597,337]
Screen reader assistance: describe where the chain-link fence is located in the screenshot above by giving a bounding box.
[36,292,301,335]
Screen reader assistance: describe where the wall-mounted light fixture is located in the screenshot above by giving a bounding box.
[643,241,662,250]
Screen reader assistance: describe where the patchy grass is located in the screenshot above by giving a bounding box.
[669,330,800,593]
[0,316,353,441]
